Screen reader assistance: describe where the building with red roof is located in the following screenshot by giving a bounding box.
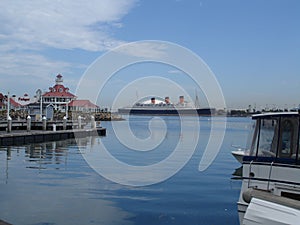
[9,98,23,110]
[68,100,100,112]
[42,74,77,112]
[1,74,101,119]
[0,93,25,111]
[0,93,5,110]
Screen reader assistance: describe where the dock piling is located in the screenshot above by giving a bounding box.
[78,116,82,129]
[7,117,12,133]
[91,115,96,129]
[27,116,31,132]
[42,116,47,131]
[63,116,67,130]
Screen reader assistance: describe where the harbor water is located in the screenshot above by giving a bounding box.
[0,116,251,225]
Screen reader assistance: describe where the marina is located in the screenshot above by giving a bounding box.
[0,116,245,225]
[0,1,299,224]
[1,73,299,224]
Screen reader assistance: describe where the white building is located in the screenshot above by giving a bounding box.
[42,74,77,112]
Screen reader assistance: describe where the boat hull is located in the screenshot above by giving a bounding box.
[231,150,247,164]
[118,107,215,116]
[243,198,300,225]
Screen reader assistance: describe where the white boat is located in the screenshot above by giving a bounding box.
[231,149,248,163]
[237,112,300,225]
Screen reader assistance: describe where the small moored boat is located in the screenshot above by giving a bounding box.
[237,112,300,225]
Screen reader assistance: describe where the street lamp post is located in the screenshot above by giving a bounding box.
[36,89,42,121]
[7,91,10,121]
[40,94,43,121]
[66,101,69,119]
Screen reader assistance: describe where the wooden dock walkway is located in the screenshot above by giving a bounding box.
[0,120,83,131]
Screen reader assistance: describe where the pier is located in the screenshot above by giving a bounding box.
[0,120,83,131]
[0,118,106,146]
[0,128,106,146]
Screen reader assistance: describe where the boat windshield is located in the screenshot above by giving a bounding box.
[245,120,256,151]
[250,116,300,160]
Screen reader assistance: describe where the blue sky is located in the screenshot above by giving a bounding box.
[0,0,299,110]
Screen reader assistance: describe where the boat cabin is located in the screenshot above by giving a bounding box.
[237,112,300,225]
[245,112,300,164]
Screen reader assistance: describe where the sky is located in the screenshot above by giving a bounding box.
[0,0,299,110]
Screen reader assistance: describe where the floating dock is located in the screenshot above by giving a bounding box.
[0,128,106,146]
[0,120,83,131]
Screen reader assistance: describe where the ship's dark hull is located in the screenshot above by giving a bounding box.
[118,108,215,116]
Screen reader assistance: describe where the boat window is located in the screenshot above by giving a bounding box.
[279,118,298,159]
[249,120,258,156]
[279,119,293,158]
[256,118,278,157]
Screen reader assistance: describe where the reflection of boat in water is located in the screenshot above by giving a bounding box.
[232,166,243,178]
[118,96,216,116]
[237,112,300,225]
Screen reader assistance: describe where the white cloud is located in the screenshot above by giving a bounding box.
[0,0,137,95]
[115,42,169,59]
[0,53,69,77]
[0,0,137,51]
[0,52,73,94]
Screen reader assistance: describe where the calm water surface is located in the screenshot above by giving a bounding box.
[0,116,251,225]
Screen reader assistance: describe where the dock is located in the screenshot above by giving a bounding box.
[0,120,84,131]
[0,128,106,146]
[0,116,107,146]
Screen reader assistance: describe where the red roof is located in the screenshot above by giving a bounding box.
[43,84,76,98]
[68,100,99,108]
[0,93,4,100]
[10,98,23,107]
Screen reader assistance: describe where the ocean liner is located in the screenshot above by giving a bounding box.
[118,96,215,116]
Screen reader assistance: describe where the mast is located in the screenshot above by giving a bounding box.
[7,91,10,120]
[194,89,200,108]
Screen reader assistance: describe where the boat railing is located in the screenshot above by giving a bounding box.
[247,160,275,191]
[267,161,274,191]
[248,160,254,188]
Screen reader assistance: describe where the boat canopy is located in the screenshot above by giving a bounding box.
[246,112,300,164]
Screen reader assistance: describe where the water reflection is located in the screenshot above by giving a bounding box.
[0,117,249,225]
[232,166,243,179]
[0,137,133,225]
